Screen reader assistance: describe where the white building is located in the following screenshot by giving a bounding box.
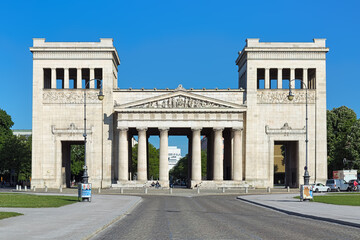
[168,146,182,170]
[30,38,328,189]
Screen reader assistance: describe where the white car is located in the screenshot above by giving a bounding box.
[312,183,330,192]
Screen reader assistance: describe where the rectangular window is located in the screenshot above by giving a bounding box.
[308,68,316,89]
[43,68,51,89]
[82,68,90,89]
[69,68,77,89]
[56,68,64,89]
[270,68,278,89]
[95,68,103,89]
[282,68,290,89]
[257,68,265,89]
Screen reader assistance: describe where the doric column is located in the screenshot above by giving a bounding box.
[277,68,283,89]
[118,128,129,181]
[137,127,148,181]
[64,68,69,89]
[290,68,295,88]
[90,68,95,89]
[51,68,56,89]
[159,127,169,182]
[303,68,308,89]
[232,128,243,181]
[213,128,224,181]
[191,127,202,181]
[77,68,82,89]
[265,68,270,89]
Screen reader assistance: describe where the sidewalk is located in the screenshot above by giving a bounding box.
[237,193,360,228]
[0,194,141,240]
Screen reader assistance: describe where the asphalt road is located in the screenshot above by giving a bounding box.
[92,195,360,240]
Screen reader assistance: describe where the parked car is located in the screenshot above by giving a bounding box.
[312,183,330,192]
[326,179,349,192]
[347,179,359,191]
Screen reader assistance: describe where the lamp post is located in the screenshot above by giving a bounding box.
[83,79,104,184]
[287,79,310,186]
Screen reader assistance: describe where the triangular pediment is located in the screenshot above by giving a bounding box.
[115,90,244,109]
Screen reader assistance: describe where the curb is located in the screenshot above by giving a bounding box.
[237,197,360,229]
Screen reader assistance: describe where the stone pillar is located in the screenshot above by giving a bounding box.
[290,68,295,88]
[213,128,224,181]
[137,127,148,181]
[278,68,283,89]
[51,68,56,89]
[77,68,82,89]
[64,68,69,89]
[232,128,243,181]
[90,68,95,89]
[191,127,202,181]
[303,68,308,89]
[118,128,128,181]
[265,68,270,89]
[159,127,169,182]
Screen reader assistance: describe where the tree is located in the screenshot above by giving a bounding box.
[169,150,207,181]
[131,143,160,180]
[70,145,84,182]
[343,119,360,169]
[327,106,358,176]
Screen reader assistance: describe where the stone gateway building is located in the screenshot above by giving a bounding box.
[30,38,328,189]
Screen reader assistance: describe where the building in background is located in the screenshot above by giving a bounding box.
[168,146,182,170]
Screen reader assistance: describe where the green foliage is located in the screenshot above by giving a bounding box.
[0,193,78,208]
[327,106,358,176]
[70,145,84,181]
[1,135,31,181]
[313,194,360,206]
[0,212,23,220]
[344,119,360,169]
[169,154,189,181]
[131,143,160,180]
[170,150,207,181]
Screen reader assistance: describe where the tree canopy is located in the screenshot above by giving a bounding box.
[327,106,360,175]
[131,143,160,180]
[169,150,207,181]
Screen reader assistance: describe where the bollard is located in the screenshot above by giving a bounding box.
[222,187,225,193]
[287,186,290,192]
[19,185,22,191]
[145,188,148,194]
[16,185,18,191]
[197,187,200,194]
[33,186,36,192]
[59,186,62,193]
[98,187,101,194]
[45,186,48,192]
[245,187,248,194]
[169,188,172,194]
[120,188,123,194]
[25,186,27,191]
[267,187,271,193]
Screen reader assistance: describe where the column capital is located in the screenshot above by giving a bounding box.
[159,127,170,132]
[232,127,243,132]
[136,127,148,131]
[191,127,202,131]
[118,127,128,131]
[213,127,224,132]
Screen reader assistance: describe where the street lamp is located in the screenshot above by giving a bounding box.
[82,79,104,184]
[287,79,310,186]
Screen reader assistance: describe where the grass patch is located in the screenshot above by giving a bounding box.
[0,212,23,220]
[0,193,78,208]
[295,193,360,206]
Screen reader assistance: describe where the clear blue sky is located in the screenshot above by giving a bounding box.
[0,1,359,155]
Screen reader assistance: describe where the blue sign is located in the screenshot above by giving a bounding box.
[79,183,92,199]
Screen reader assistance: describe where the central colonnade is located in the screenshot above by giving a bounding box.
[117,126,244,188]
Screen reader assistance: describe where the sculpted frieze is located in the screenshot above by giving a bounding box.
[125,96,231,109]
[43,90,100,104]
[257,90,315,104]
